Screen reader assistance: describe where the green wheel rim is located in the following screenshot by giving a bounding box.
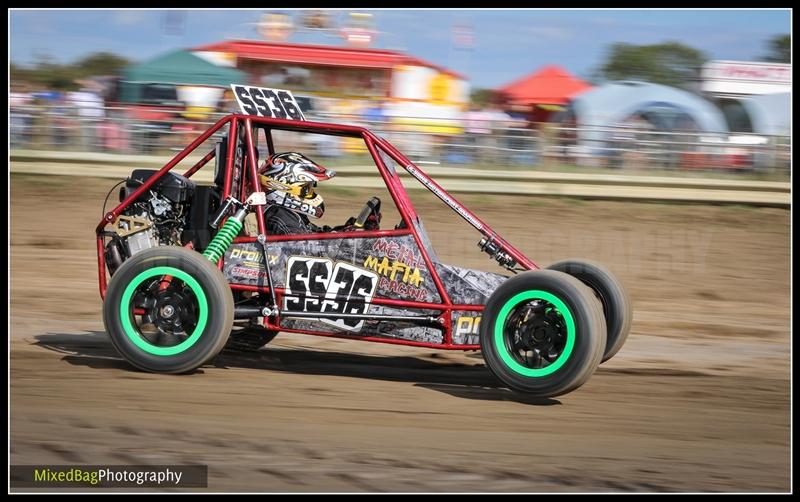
[120,266,209,356]
[493,290,576,377]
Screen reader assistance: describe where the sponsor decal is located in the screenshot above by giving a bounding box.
[225,245,279,283]
[231,85,306,121]
[453,314,482,345]
[372,238,424,269]
[405,164,484,231]
[229,247,279,266]
[265,190,321,218]
[365,238,427,301]
[363,256,424,287]
[375,277,426,302]
[284,256,378,332]
[230,266,265,280]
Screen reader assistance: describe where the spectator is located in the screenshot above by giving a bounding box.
[362,100,386,127]
[216,89,239,115]
[10,84,33,149]
[557,115,578,164]
[97,109,130,153]
[505,113,538,166]
[613,114,653,169]
[51,92,72,149]
[68,85,106,151]
[464,105,491,163]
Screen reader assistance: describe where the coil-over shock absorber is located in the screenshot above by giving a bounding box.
[203,196,251,265]
[202,192,278,316]
[203,214,244,264]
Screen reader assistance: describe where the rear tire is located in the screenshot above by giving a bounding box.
[103,246,233,373]
[480,270,606,397]
[548,259,632,362]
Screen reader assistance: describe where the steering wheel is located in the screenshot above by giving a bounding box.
[354,197,382,230]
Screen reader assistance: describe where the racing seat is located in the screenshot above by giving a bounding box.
[213,137,228,188]
[181,138,226,251]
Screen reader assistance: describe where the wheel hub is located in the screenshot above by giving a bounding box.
[507,301,567,368]
[135,280,200,340]
[160,305,176,319]
[153,290,196,335]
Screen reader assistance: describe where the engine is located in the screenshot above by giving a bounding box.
[105,169,196,274]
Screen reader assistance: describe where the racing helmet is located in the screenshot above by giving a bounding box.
[259,152,336,219]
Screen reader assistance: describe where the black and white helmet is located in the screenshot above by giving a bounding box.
[261,152,335,184]
[258,152,336,219]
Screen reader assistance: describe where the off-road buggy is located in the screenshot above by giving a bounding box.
[96,85,631,397]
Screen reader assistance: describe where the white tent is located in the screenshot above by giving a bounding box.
[571,80,729,132]
[567,81,729,158]
[739,92,791,136]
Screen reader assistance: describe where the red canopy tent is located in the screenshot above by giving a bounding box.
[498,65,591,123]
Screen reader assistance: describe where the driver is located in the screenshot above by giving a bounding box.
[257,152,381,235]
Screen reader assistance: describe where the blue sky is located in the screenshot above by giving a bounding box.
[9,9,791,88]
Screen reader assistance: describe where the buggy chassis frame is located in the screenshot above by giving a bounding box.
[96,114,540,350]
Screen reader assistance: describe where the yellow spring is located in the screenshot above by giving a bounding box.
[202,218,243,264]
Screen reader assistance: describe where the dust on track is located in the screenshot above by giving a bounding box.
[10,174,790,492]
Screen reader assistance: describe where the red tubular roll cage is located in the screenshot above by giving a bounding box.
[96,114,539,350]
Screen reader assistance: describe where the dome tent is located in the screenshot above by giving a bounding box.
[739,92,790,136]
[570,81,728,132]
[566,81,729,157]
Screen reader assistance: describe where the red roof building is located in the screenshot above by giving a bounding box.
[194,40,463,78]
[192,40,465,101]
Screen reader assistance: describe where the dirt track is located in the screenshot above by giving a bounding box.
[10,173,790,492]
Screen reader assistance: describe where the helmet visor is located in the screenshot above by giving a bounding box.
[299,181,317,199]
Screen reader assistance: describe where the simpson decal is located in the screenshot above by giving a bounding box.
[266,190,322,218]
[223,243,279,284]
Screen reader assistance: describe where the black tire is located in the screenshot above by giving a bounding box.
[480,270,606,397]
[548,259,632,363]
[225,322,278,352]
[103,246,233,373]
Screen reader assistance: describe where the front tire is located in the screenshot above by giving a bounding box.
[480,270,606,397]
[103,246,233,373]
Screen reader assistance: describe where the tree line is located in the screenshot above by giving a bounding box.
[11,52,131,91]
[472,34,789,105]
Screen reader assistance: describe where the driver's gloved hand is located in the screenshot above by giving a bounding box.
[364,211,381,231]
[329,216,357,233]
[361,197,382,231]
[326,204,381,232]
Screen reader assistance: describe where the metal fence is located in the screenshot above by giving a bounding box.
[9,103,791,177]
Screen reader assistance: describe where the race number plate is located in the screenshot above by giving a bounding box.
[230,84,306,121]
[284,256,379,332]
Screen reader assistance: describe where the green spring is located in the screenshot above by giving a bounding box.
[203,218,243,264]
